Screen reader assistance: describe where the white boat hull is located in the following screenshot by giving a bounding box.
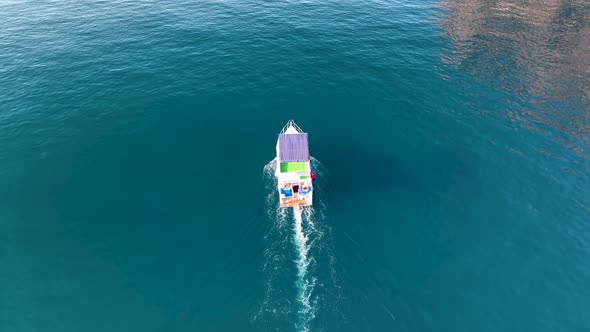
[275,120,313,208]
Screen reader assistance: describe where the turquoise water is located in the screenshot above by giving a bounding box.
[1,0,589,331]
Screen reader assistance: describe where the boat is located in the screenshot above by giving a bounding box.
[275,120,313,208]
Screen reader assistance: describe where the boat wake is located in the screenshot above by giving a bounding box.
[293,206,317,332]
[254,158,342,332]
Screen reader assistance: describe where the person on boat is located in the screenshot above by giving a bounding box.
[280,182,293,202]
[299,182,312,195]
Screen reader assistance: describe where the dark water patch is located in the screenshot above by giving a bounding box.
[314,137,462,201]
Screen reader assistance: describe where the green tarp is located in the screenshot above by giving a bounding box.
[280,162,308,173]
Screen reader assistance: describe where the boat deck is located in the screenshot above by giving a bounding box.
[279,197,312,208]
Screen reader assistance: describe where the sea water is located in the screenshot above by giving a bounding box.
[1,0,589,331]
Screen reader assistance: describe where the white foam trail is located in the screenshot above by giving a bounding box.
[293,208,316,332]
[258,158,341,331]
[303,197,346,326]
[254,158,292,327]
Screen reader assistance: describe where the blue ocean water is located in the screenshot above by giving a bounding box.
[1,0,589,331]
